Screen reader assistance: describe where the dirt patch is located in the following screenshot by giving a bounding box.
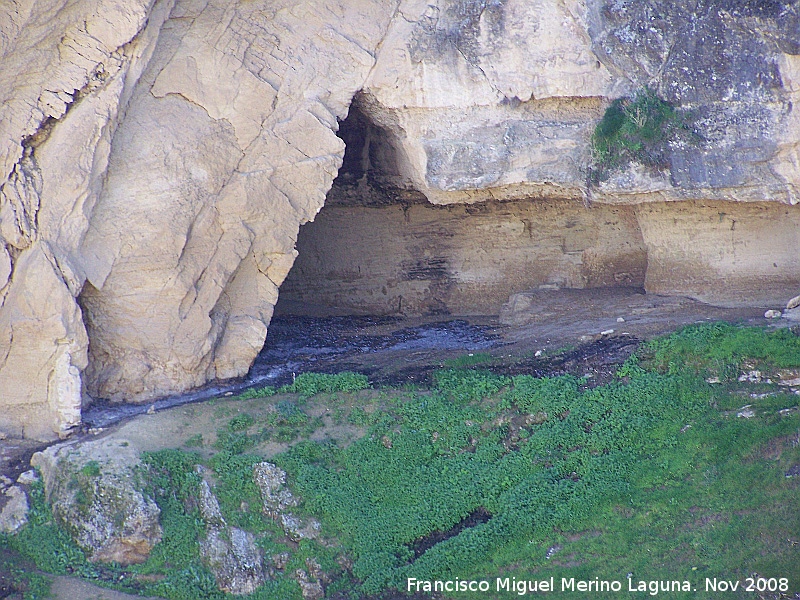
[0,438,47,485]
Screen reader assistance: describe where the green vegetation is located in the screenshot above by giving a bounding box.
[184,433,204,447]
[443,352,495,368]
[3,327,800,598]
[1,479,95,578]
[0,558,51,600]
[643,322,800,378]
[589,86,699,186]
[279,371,370,398]
[79,460,101,478]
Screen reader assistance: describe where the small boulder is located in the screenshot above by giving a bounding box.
[30,438,161,565]
[0,486,29,533]
[253,462,320,541]
[294,568,324,600]
[16,470,39,485]
[765,309,782,319]
[201,526,265,595]
[253,462,298,515]
[195,470,266,595]
[787,294,800,310]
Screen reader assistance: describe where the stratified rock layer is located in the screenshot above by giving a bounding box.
[1,0,799,438]
[279,198,648,316]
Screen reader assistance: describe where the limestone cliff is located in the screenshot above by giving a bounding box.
[1,0,799,439]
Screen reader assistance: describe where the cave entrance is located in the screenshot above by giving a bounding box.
[273,100,649,319]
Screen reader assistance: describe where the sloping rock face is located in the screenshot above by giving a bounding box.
[0,0,175,439]
[1,0,799,438]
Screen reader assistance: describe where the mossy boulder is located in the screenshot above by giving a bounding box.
[30,438,161,565]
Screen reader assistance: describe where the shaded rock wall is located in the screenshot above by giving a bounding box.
[279,198,800,316]
[1,0,799,438]
[278,199,647,316]
[638,201,800,307]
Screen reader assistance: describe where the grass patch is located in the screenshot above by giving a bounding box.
[642,322,800,379]
[589,86,699,186]
[279,372,370,398]
[4,324,800,598]
[443,352,495,368]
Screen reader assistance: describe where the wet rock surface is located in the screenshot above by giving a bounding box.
[252,315,499,387]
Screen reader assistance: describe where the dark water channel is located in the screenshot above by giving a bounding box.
[82,316,501,429]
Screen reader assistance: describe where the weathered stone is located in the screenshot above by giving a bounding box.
[636,201,800,307]
[294,568,324,600]
[78,0,400,404]
[195,471,266,595]
[0,0,174,439]
[787,294,800,310]
[253,462,298,516]
[16,469,39,485]
[30,438,161,565]
[200,527,265,596]
[253,461,320,541]
[0,486,29,534]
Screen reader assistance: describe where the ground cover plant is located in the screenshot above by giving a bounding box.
[1,326,799,598]
[588,86,699,186]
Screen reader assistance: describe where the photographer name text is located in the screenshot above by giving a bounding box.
[407,576,791,596]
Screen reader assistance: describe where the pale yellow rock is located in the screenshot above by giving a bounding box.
[636,201,800,307]
[2,0,800,439]
[79,0,400,402]
[0,244,87,440]
[0,0,174,438]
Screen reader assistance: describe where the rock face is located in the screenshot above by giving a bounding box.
[0,0,174,440]
[78,0,399,403]
[30,438,162,565]
[196,472,265,595]
[1,0,799,437]
[279,198,647,316]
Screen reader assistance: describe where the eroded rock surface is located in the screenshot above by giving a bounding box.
[0,0,174,440]
[30,438,161,564]
[196,473,265,595]
[253,461,320,541]
[0,483,29,534]
[1,0,799,438]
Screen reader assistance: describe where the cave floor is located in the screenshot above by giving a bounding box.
[1,288,784,480]
[256,288,775,390]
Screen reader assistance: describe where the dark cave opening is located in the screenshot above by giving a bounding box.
[274,100,649,319]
